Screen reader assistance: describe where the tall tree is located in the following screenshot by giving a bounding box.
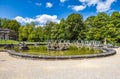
[44,21,56,40]
[86,12,110,42]
[66,13,84,40]
[7,20,20,32]
[51,18,68,40]
[108,11,120,43]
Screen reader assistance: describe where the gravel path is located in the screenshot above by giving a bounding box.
[0,48,120,79]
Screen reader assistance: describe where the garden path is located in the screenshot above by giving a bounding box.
[0,48,120,79]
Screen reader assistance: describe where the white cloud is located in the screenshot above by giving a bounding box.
[14,16,35,23]
[79,0,99,6]
[14,16,26,23]
[14,14,60,26]
[60,0,66,3]
[96,0,116,12]
[46,2,53,8]
[79,0,87,2]
[78,0,116,12]
[68,5,86,11]
[35,2,42,6]
[35,14,59,24]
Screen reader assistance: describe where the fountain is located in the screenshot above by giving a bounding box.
[47,40,69,51]
[4,44,14,49]
[0,40,116,60]
[19,42,29,50]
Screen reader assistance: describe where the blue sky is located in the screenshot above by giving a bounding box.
[0,0,120,25]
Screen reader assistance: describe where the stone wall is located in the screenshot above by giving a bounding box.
[0,47,116,60]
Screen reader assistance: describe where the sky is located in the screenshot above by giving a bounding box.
[0,0,120,26]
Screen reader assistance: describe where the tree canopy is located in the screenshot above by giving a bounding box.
[0,12,120,44]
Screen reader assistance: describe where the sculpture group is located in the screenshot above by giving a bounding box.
[47,40,70,51]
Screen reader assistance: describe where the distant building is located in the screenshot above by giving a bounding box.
[0,28,18,40]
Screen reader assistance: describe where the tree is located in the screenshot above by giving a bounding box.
[51,18,68,40]
[0,18,1,27]
[110,11,120,28]
[86,12,110,42]
[107,11,120,43]
[18,22,36,41]
[0,18,20,32]
[66,13,85,40]
[8,20,20,33]
[84,16,96,40]
[1,18,10,28]
[43,21,56,40]
[18,26,24,41]
[36,27,44,42]
[1,12,120,44]
[28,30,37,42]
[84,16,96,28]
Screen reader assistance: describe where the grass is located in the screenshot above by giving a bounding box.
[25,42,46,45]
[0,40,19,44]
[0,40,46,45]
[12,45,102,56]
[0,46,4,50]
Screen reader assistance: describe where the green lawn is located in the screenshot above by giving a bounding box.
[0,40,19,44]
[25,42,46,45]
[0,47,4,50]
[0,40,47,45]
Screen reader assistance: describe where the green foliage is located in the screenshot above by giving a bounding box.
[51,13,85,40]
[43,21,56,40]
[0,18,20,33]
[1,11,120,44]
[66,13,85,40]
[51,19,67,39]
[85,12,120,44]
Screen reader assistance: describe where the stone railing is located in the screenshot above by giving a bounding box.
[0,47,116,60]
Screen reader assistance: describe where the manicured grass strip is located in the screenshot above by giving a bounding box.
[0,40,19,44]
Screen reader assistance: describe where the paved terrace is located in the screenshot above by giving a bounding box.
[0,48,120,79]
